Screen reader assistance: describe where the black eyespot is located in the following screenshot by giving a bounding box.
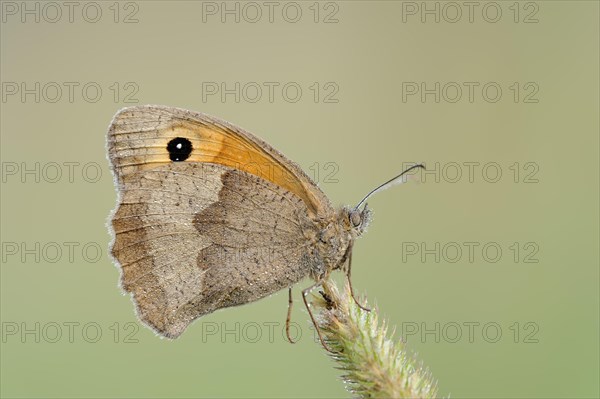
[167,137,192,162]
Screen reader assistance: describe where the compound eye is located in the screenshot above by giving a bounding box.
[350,211,361,227]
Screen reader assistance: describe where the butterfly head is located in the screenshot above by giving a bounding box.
[343,204,372,238]
[341,163,424,239]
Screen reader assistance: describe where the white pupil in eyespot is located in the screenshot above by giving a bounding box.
[176,143,183,149]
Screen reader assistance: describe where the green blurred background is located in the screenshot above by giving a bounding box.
[1,1,598,398]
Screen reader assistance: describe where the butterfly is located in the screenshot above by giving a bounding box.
[107,105,422,350]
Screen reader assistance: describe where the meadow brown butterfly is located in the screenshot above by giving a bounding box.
[107,105,422,350]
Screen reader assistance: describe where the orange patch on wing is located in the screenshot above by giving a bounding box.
[113,122,319,214]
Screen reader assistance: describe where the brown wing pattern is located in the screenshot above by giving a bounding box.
[107,106,331,337]
[108,105,330,215]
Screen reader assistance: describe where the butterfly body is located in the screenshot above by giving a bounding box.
[107,105,370,338]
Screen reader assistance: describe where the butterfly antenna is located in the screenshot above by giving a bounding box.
[354,164,425,210]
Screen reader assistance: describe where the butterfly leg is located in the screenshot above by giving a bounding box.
[346,247,371,312]
[285,287,297,344]
[302,280,336,353]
